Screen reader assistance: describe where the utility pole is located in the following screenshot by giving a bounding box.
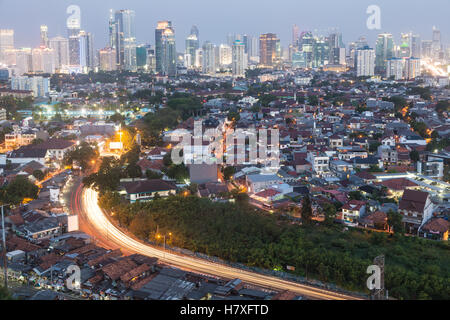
[1,205,8,289]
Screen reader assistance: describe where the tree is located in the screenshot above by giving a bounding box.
[387,210,404,234]
[126,163,142,178]
[322,203,337,225]
[146,170,163,179]
[0,286,12,300]
[223,166,236,181]
[64,141,99,171]
[348,191,363,201]
[32,169,45,181]
[301,195,313,223]
[0,176,39,205]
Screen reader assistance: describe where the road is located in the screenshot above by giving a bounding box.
[69,179,362,300]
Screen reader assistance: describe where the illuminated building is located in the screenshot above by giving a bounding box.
[111,10,137,71]
[49,36,69,70]
[99,47,117,71]
[259,33,279,67]
[355,46,375,77]
[375,33,394,74]
[232,40,246,77]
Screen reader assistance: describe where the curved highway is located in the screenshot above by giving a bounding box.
[73,182,362,300]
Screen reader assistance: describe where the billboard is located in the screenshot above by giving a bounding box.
[109,142,123,150]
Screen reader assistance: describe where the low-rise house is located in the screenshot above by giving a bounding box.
[419,218,449,241]
[398,189,434,235]
[341,200,366,224]
[120,179,177,203]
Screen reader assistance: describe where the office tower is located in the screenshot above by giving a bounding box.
[432,26,441,56]
[191,25,199,38]
[112,10,137,71]
[11,75,50,97]
[31,47,55,74]
[202,41,216,75]
[328,32,344,65]
[67,9,81,66]
[15,48,32,75]
[79,31,94,70]
[313,38,329,67]
[292,51,307,69]
[195,48,203,69]
[375,33,394,74]
[49,36,69,69]
[136,45,148,69]
[0,29,14,64]
[259,33,279,67]
[355,46,375,77]
[292,25,300,47]
[108,9,116,48]
[161,26,177,76]
[411,34,421,58]
[398,33,412,58]
[219,44,232,66]
[155,21,172,73]
[386,58,404,80]
[232,40,246,77]
[405,57,421,80]
[421,40,433,58]
[40,25,49,48]
[99,47,117,71]
[248,36,259,62]
[300,31,314,68]
[185,33,199,69]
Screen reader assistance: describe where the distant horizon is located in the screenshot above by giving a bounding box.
[0,0,448,52]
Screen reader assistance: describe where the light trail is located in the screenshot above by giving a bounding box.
[80,187,363,300]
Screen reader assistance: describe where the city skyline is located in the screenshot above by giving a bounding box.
[1,0,449,51]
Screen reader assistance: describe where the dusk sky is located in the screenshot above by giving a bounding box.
[0,0,448,50]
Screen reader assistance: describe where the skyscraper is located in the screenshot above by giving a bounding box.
[259,33,279,67]
[432,26,442,60]
[79,31,94,71]
[160,24,177,77]
[355,46,375,77]
[202,41,216,75]
[0,29,14,64]
[375,33,394,74]
[67,10,81,66]
[185,32,199,69]
[155,21,172,73]
[292,25,300,47]
[405,57,421,80]
[232,40,246,77]
[386,58,404,80]
[219,44,232,67]
[112,10,137,71]
[40,25,49,48]
[99,47,117,71]
[49,36,69,69]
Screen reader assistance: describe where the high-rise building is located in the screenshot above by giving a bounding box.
[191,25,199,38]
[14,48,32,75]
[432,26,442,59]
[259,33,279,67]
[160,25,177,76]
[375,33,394,74]
[67,9,81,66]
[386,58,404,80]
[219,44,232,67]
[411,34,421,58]
[0,29,14,64]
[40,25,49,48]
[112,10,137,71]
[232,40,246,77]
[32,47,55,74]
[49,36,69,70]
[202,41,216,75]
[79,31,94,70]
[99,47,117,71]
[292,25,300,47]
[11,75,50,97]
[300,31,314,68]
[405,57,421,80]
[185,32,199,69]
[355,46,375,77]
[136,45,148,69]
[155,21,172,73]
[421,40,433,58]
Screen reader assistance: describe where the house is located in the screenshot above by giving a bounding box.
[398,190,434,235]
[341,200,366,224]
[120,179,177,203]
[246,174,283,193]
[251,189,284,204]
[359,211,388,230]
[419,218,449,241]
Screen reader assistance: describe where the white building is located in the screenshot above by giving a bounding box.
[232,40,247,77]
[386,58,404,80]
[11,76,50,97]
[49,36,69,70]
[355,47,375,77]
[405,57,421,80]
